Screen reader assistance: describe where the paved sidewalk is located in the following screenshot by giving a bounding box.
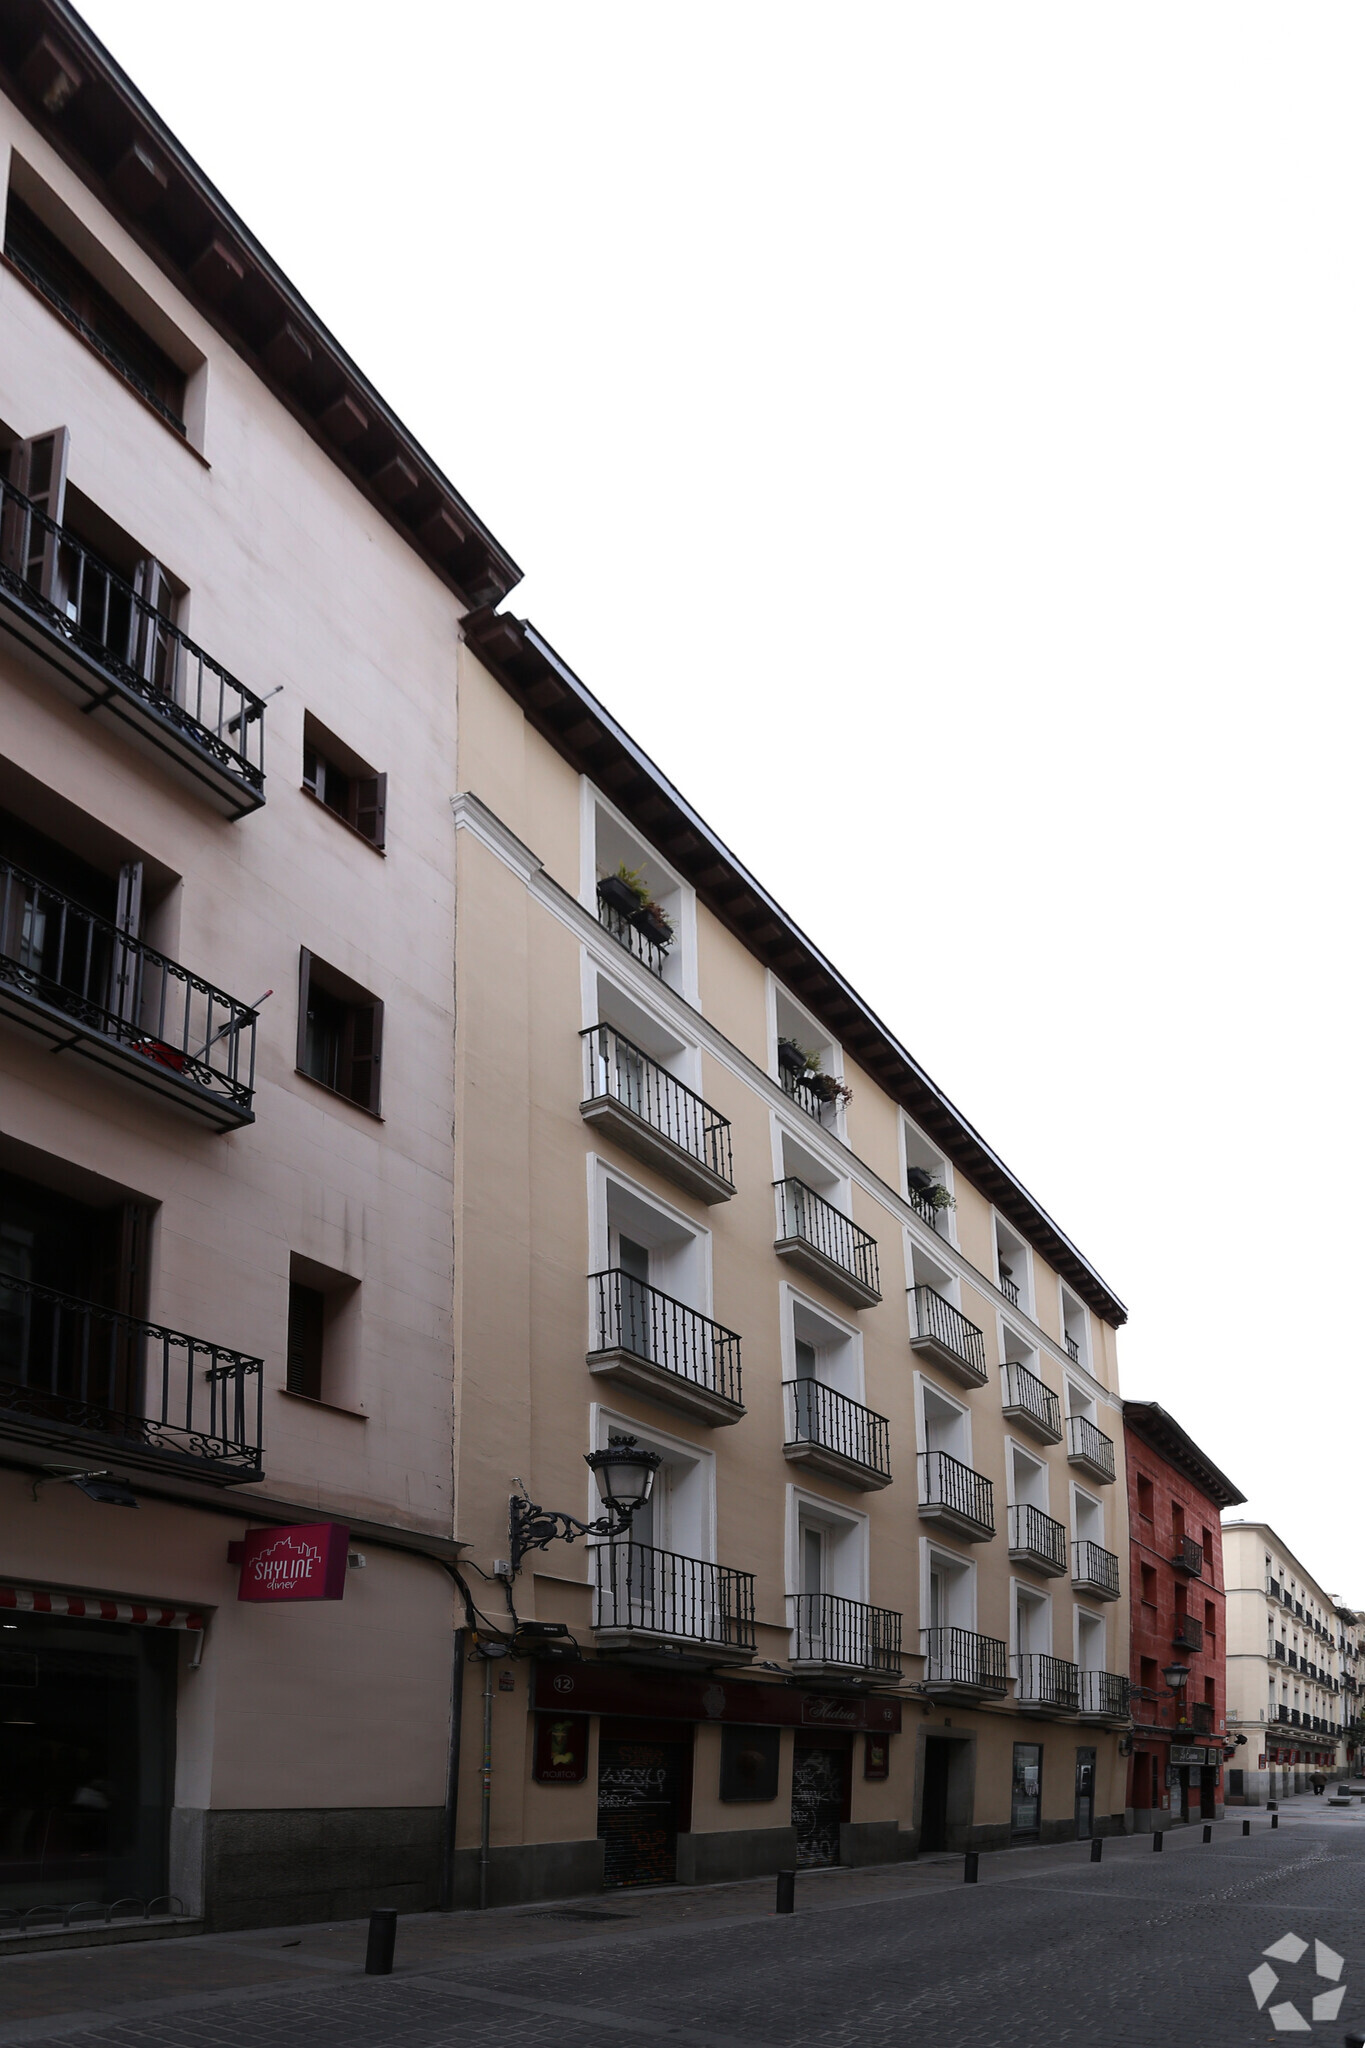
[3,1793,1363,2047]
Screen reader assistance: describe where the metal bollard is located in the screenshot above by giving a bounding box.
[1090,1838,1103,1863]
[1242,1819,1251,1836]
[964,1852,979,1884]
[776,1869,795,1915]
[1267,1800,1277,1812]
[1203,1825,1212,1844]
[1272,1814,1279,1829]
[365,1907,398,1976]
[1153,1829,1164,1852]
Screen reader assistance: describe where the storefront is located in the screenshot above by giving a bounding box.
[531,1663,903,1891]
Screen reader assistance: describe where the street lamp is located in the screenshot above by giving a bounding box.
[1163,1662,1191,1723]
[508,1435,661,1576]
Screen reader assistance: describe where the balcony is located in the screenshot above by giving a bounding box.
[1007,1502,1068,1578]
[1071,1538,1121,1601]
[998,1269,1020,1307]
[0,1273,262,1483]
[773,1179,880,1309]
[0,478,266,816]
[1000,1361,1062,1444]
[1077,1669,1131,1724]
[918,1449,995,1542]
[0,856,258,1130]
[783,1378,891,1492]
[1173,1536,1204,1576]
[1064,1333,1080,1363]
[1273,1640,1287,1662]
[779,1061,845,1129]
[1274,1704,1290,1725]
[596,885,670,977]
[1014,1653,1080,1716]
[1172,1614,1204,1651]
[587,1271,743,1427]
[789,1593,902,1679]
[921,1625,1009,1700]
[593,1541,755,1661]
[909,1286,987,1389]
[579,1025,734,1204]
[905,1171,951,1238]
[1188,1701,1215,1735]
[1065,1414,1116,1484]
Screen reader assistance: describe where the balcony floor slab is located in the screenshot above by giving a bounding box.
[580,1096,733,1204]
[587,1349,744,1427]
[782,1439,891,1492]
[918,1501,995,1543]
[909,1331,988,1389]
[774,1237,880,1310]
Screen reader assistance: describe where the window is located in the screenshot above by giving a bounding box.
[1058,1283,1090,1368]
[297,950,383,1114]
[302,715,386,850]
[586,788,691,994]
[773,982,848,1134]
[1171,1502,1185,1544]
[283,1256,361,1409]
[286,1281,325,1399]
[4,190,188,432]
[1140,1656,1159,1694]
[993,1216,1032,1315]
[1140,1564,1158,1610]
[1137,1475,1154,1522]
[902,1117,955,1240]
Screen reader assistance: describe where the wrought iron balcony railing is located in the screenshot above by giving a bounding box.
[593,1541,755,1652]
[783,1378,891,1483]
[998,1270,1020,1307]
[774,1178,880,1304]
[910,1286,987,1385]
[0,1272,262,1483]
[1072,1538,1121,1598]
[789,1592,902,1676]
[588,1270,742,1412]
[1064,1332,1080,1362]
[1007,1501,1068,1574]
[779,1061,844,1127]
[0,478,266,814]
[1000,1360,1062,1441]
[595,890,670,977]
[1015,1653,1080,1713]
[1066,1413,1116,1481]
[1173,1614,1203,1651]
[906,1184,951,1235]
[921,1625,1009,1693]
[918,1449,995,1537]
[579,1024,733,1199]
[1173,1536,1204,1576]
[1188,1701,1215,1734]
[0,855,258,1129]
[1078,1669,1130,1721]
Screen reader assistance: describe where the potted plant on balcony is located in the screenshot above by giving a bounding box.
[803,1068,853,1109]
[597,862,649,919]
[905,1165,935,1195]
[631,896,674,948]
[778,1036,812,1077]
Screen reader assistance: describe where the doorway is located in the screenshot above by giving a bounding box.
[597,1722,692,1887]
[920,1737,953,1851]
[1011,1742,1042,1839]
[1200,1767,1217,1821]
[1074,1747,1096,1840]
[791,1733,851,1867]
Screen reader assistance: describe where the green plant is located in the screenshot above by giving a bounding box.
[929,1183,956,1211]
[615,862,650,907]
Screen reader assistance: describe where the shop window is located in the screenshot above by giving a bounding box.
[720,1724,780,1803]
[302,714,386,850]
[297,950,383,1114]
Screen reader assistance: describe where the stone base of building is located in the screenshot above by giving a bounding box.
[448,1837,605,1910]
[179,1807,445,1931]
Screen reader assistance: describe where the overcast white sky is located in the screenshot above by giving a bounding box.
[76,3,1363,1588]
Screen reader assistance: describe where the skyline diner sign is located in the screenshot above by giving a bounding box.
[237,1523,350,1603]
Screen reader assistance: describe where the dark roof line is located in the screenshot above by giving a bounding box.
[1,0,521,610]
[464,606,1128,1327]
[1123,1401,1245,1508]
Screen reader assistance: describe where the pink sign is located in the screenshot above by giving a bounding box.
[237,1523,349,1603]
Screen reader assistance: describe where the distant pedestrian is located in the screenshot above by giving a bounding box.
[1311,1771,1326,1795]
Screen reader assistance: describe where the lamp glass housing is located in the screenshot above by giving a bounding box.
[1163,1662,1190,1693]
[585,1436,660,1516]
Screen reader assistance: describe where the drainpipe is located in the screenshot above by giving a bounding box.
[439,1627,464,1910]
[478,1653,494,1910]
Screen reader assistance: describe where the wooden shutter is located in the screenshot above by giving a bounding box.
[286,1282,325,1399]
[296,948,313,1074]
[3,427,70,599]
[346,998,383,1113]
[132,555,175,694]
[354,772,387,849]
[111,861,144,1024]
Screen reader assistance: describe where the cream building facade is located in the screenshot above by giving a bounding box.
[445,615,1134,1900]
[1221,1521,1354,1803]
[0,6,518,1930]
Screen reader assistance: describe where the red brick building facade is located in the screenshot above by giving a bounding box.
[1123,1403,1245,1830]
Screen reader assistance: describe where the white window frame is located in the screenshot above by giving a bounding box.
[899,1113,958,1249]
[588,1400,717,1562]
[579,954,703,1093]
[784,1483,869,1602]
[992,1212,1035,1318]
[1069,1480,1105,1545]
[914,1369,973,1464]
[586,1153,713,1317]
[1005,1435,1050,1512]
[580,779,698,1004]
[1074,1604,1107,1668]
[1010,1576,1053,1659]
[780,1281,866,1403]
[919,1537,978,1633]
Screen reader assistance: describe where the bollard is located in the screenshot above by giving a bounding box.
[364,1907,398,1977]
[1272,1814,1279,1829]
[1267,1800,1278,1812]
[775,1869,795,1915]
[1090,1838,1103,1863]
[1203,1825,1212,1844]
[964,1852,979,1884]
[1153,1829,1164,1852]
[1242,1819,1251,1836]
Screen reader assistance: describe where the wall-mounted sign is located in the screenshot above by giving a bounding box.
[864,1735,890,1781]
[1170,1744,1205,1764]
[534,1711,589,1783]
[237,1523,349,1603]
[534,1663,900,1732]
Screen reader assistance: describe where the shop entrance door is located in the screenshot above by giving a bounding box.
[791,1733,851,1867]
[1011,1742,1042,1840]
[0,1615,176,1912]
[1200,1767,1217,1820]
[1074,1747,1096,1840]
[597,1724,690,1887]
[919,1737,952,1851]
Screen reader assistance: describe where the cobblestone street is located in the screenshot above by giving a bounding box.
[3,1795,1364,2048]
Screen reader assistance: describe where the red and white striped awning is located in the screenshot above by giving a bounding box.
[0,1584,205,1630]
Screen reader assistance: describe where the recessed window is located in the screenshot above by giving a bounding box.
[283,1255,361,1409]
[1137,1475,1154,1521]
[286,1281,325,1400]
[302,715,386,850]
[297,949,383,1114]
